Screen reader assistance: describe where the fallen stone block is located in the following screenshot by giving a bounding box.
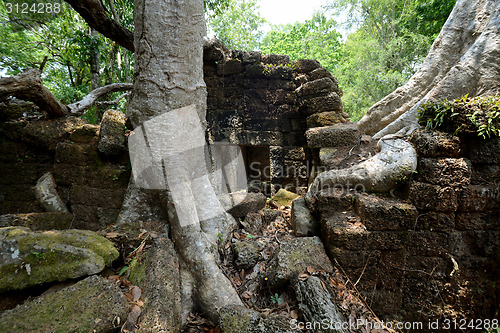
[291,197,319,236]
[98,109,126,156]
[0,275,129,332]
[267,237,333,288]
[0,226,119,292]
[34,172,68,213]
[220,305,293,333]
[306,123,360,148]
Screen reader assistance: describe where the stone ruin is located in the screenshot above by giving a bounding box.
[204,44,348,195]
[0,45,499,329]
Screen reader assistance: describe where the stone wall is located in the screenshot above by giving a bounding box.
[317,129,499,326]
[0,111,130,230]
[203,44,346,194]
[0,48,347,228]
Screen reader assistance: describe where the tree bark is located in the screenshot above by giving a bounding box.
[358,0,500,139]
[122,0,243,326]
[0,69,68,116]
[90,27,100,91]
[64,0,134,52]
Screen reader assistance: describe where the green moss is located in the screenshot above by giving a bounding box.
[0,227,119,292]
[0,275,128,332]
[269,189,300,207]
[128,258,146,286]
[418,95,500,138]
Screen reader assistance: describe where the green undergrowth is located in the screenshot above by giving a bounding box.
[418,95,500,138]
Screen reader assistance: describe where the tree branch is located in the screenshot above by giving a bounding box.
[67,83,133,115]
[96,91,130,107]
[63,0,134,52]
[0,69,69,117]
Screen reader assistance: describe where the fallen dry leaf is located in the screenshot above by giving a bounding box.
[290,310,299,319]
[106,232,120,238]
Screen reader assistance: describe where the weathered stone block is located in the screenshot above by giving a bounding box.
[69,124,99,143]
[409,129,461,157]
[321,215,369,251]
[458,184,499,212]
[291,197,319,236]
[217,58,243,75]
[366,231,407,251]
[129,236,182,332]
[70,185,124,209]
[220,305,292,333]
[233,239,263,269]
[0,275,129,333]
[294,276,346,331]
[308,67,335,81]
[413,211,455,231]
[269,188,299,207]
[98,110,126,156]
[55,142,96,166]
[296,77,336,98]
[406,231,449,256]
[0,227,119,292]
[292,59,321,73]
[245,64,269,78]
[225,192,267,218]
[355,194,418,231]
[262,54,290,65]
[235,130,283,146]
[409,181,458,212]
[283,147,306,160]
[268,79,295,91]
[306,111,346,128]
[306,123,360,148]
[416,158,471,187]
[241,50,262,64]
[456,211,500,230]
[267,237,333,288]
[468,136,500,164]
[22,117,86,150]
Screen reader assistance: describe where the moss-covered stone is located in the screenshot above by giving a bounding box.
[220,305,293,333]
[128,256,146,286]
[233,239,263,269]
[0,227,119,292]
[267,237,333,288]
[306,111,346,128]
[0,275,129,332]
[269,189,299,207]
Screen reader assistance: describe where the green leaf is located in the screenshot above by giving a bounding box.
[119,266,129,276]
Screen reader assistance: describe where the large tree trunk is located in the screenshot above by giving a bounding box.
[121,0,243,325]
[358,0,500,139]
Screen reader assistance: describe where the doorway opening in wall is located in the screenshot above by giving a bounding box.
[241,145,271,194]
